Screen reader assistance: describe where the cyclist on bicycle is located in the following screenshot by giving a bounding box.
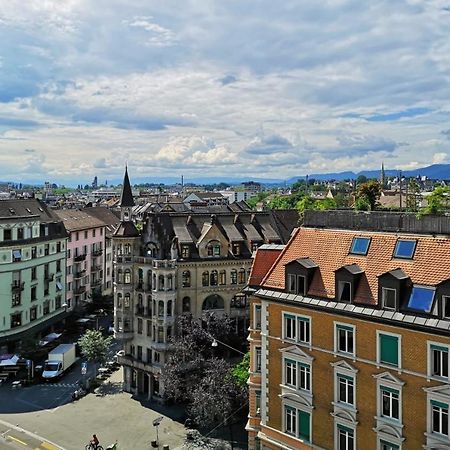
[90,434,100,449]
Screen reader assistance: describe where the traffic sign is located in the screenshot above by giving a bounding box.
[81,362,87,375]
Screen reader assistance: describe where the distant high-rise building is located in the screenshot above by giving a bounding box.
[92,176,98,189]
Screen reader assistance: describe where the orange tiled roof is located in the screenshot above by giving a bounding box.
[248,247,283,287]
[262,227,450,306]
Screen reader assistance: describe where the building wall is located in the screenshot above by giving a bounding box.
[249,296,450,450]
[66,226,105,308]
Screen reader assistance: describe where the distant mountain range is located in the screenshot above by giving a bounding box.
[285,164,450,184]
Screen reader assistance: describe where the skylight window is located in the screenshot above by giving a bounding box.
[393,239,417,259]
[407,286,435,312]
[350,237,371,255]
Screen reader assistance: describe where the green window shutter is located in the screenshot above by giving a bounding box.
[380,385,399,395]
[297,316,309,322]
[337,324,353,332]
[337,423,354,434]
[380,440,399,450]
[284,313,295,320]
[338,373,354,381]
[431,399,449,409]
[431,344,449,353]
[298,411,310,442]
[380,334,399,366]
[298,362,310,369]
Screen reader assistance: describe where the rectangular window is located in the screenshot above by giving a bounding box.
[381,386,400,420]
[393,239,416,259]
[84,230,88,239]
[298,317,310,344]
[432,400,449,436]
[288,274,296,293]
[255,347,262,373]
[380,441,399,450]
[30,306,37,322]
[31,286,36,301]
[17,228,24,239]
[379,333,400,367]
[137,318,143,335]
[254,304,262,330]
[338,281,352,303]
[350,236,371,255]
[297,275,306,295]
[255,390,261,417]
[382,287,397,310]
[12,249,22,262]
[337,374,354,405]
[284,406,296,436]
[337,425,354,450]
[336,324,355,355]
[299,363,311,391]
[31,267,37,280]
[4,229,11,241]
[285,359,297,387]
[284,314,296,340]
[431,344,449,379]
[443,296,450,319]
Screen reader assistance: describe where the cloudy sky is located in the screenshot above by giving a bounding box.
[0,0,450,185]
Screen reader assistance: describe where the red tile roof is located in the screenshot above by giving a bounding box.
[249,247,284,287]
[262,227,450,306]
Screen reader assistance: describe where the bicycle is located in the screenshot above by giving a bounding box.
[85,444,104,450]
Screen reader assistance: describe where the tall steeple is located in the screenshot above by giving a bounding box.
[380,162,386,189]
[120,165,134,208]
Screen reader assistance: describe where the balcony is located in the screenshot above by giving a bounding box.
[92,248,103,257]
[74,269,86,279]
[11,281,25,292]
[114,255,133,264]
[114,328,134,341]
[117,355,155,372]
[91,279,102,287]
[136,306,151,317]
[91,265,102,272]
[44,273,54,282]
[74,285,86,295]
[135,283,150,292]
[74,254,86,262]
[152,259,176,270]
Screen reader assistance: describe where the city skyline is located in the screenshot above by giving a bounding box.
[1,1,450,184]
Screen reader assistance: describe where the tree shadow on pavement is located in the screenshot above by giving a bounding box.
[94,381,123,396]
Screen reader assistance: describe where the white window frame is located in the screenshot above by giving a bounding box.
[287,274,296,293]
[334,322,356,357]
[428,341,450,381]
[380,386,400,421]
[338,280,352,303]
[284,358,297,388]
[255,346,262,373]
[336,373,355,407]
[443,295,450,319]
[282,356,311,393]
[282,401,312,443]
[282,312,311,347]
[376,330,402,369]
[254,304,262,330]
[381,287,397,311]
[377,438,402,450]
[284,404,297,436]
[335,422,355,450]
[375,376,404,425]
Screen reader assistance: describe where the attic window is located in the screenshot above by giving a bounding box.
[393,239,417,259]
[26,208,32,214]
[338,281,352,302]
[38,207,44,212]
[349,237,371,255]
[9,208,15,214]
[407,286,435,312]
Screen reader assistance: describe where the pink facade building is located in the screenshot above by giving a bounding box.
[54,210,106,309]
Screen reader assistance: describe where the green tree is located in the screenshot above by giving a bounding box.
[231,353,250,387]
[421,186,450,215]
[406,178,420,212]
[78,330,113,374]
[355,180,381,211]
[356,175,368,185]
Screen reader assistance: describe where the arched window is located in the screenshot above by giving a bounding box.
[124,293,131,308]
[116,293,122,308]
[124,243,131,255]
[231,269,237,285]
[202,271,209,287]
[210,270,218,286]
[167,300,172,317]
[138,294,143,307]
[182,270,191,288]
[124,269,131,284]
[158,301,164,317]
[167,274,173,291]
[202,294,224,310]
[147,296,152,316]
[182,296,191,313]
[238,268,246,284]
[219,270,226,285]
[158,275,165,291]
[117,244,123,256]
[138,269,143,284]
[207,240,221,257]
[152,273,157,290]
[146,243,157,258]
[117,269,123,284]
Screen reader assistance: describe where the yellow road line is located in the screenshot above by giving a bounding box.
[8,435,27,446]
[41,442,59,450]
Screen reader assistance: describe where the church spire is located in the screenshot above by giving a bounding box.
[119,165,134,208]
[380,162,386,189]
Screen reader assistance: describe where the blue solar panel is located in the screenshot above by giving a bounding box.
[394,239,416,259]
[350,237,371,255]
[407,287,435,312]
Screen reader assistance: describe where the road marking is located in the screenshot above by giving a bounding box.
[41,442,59,450]
[8,435,27,446]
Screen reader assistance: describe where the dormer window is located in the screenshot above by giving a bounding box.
[393,239,417,259]
[407,286,435,313]
[232,243,240,256]
[443,296,450,319]
[285,258,318,296]
[381,287,397,310]
[349,236,371,255]
[181,245,190,258]
[207,240,221,257]
[334,264,363,304]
